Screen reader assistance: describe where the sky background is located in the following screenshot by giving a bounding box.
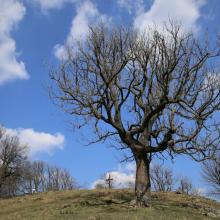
[1,0,220,193]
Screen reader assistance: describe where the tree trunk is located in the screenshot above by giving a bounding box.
[134,151,151,207]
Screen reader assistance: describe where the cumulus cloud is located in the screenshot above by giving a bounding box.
[54,0,111,60]
[117,0,134,14]
[0,0,29,85]
[91,162,206,195]
[133,0,206,33]
[30,0,75,11]
[6,128,65,156]
[117,0,144,15]
[91,162,136,189]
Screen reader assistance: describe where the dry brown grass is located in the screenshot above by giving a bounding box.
[0,189,219,220]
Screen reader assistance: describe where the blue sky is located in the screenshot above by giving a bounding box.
[0,0,220,191]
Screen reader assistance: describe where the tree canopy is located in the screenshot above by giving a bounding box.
[50,22,220,206]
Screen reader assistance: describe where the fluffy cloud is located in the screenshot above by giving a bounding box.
[117,0,134,14]
[133,0,206,33]
[0,0,29,85]
[117,0,144,15]
[6,128,65,156]
[54,0,111,60]
[91,162,136,189]
[31,0,75,11]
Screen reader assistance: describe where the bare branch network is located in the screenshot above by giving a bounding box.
[50,23,220,162]
[202,156,220,196]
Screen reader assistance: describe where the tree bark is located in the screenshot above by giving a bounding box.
[134,151,151,207]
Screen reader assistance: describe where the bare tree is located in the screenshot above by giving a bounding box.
[50,22,220,206]
[45,165,76,191]
[60,168,76,190]
[0,126,76,196]
[32,161,46,192]
[22,161,77,193]
[22,161,47,194]
[0,126,28,197]
[202,157,220,196]
[21,161,35,194]
[177,176,193,195]
[151,165,174,192]
[50,166,60,191]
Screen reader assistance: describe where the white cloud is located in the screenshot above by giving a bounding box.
[117,0,144,15]
[6,128,65,156]
[91,162,207,194]
[54,0,111,60]
[117,0,133,14]
[196,187,206,195]
[0,0,29,85]
[133,0,206,33]
[91,162,136,189]
[30,0,75,11]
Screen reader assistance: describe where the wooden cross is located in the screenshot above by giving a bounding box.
[105,173,113,189]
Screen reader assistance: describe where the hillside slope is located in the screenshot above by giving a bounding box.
[0,189,219,220]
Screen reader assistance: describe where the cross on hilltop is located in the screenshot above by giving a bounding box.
[105,173,114,189]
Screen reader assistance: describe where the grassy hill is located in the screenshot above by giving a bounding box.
[0,189,219,220]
